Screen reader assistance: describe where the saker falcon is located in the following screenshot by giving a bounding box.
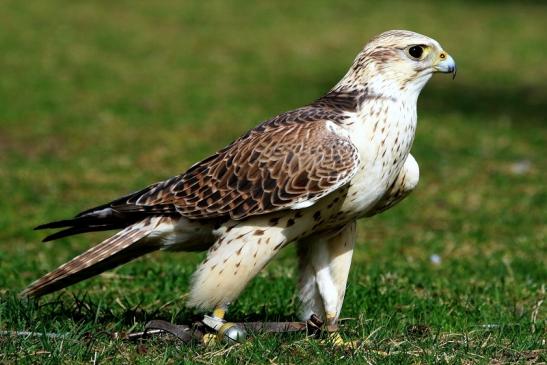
[23,30,456,342]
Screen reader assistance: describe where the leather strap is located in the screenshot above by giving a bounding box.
[237,314,324,335]
[144,320,197,342]
[122,314,325,343]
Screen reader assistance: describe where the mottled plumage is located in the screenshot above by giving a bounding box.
[23,30,455,331]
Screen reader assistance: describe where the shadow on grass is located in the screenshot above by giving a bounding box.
[31,294,171,326]
[5,292,299,330]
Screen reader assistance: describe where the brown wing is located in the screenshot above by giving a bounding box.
[36,94,362,241]
[116,119,359,220]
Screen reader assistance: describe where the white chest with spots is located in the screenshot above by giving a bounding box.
[339,97,417,217]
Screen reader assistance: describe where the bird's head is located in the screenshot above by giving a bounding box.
[338,30,456,99]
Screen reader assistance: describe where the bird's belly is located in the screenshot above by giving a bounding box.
[337,144,411,219]
[290,165,405,236]
[342,172,390,214]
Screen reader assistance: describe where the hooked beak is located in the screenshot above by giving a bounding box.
[434,53,456,79]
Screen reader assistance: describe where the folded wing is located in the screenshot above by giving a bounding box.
[112,119,360,220]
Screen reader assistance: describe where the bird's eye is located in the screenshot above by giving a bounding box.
[407,45,424,59]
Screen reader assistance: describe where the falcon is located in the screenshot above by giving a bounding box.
[23,30,455,343]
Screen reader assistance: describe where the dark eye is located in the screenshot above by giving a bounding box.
[408,45,424,59]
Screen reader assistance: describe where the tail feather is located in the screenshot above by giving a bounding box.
[40,224,129,242]
[35,218,84,230]
[22,217,167,297]
[34,207,149,242]
[35,208,119,230]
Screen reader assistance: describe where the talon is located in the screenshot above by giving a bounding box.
[202,332,219,346]
[329,332,346,346]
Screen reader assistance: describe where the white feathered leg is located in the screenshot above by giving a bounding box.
[187,215,295,311]
[297,221,356,329]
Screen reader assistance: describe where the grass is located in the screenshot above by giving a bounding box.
[0,0,545,363]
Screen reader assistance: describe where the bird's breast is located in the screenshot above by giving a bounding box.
[337,99,417,217]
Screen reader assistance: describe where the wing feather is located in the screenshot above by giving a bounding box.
[80,104,360,221]
[166,120,359,219]
[36,92,363,241]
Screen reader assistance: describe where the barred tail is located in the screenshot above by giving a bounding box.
[21,217,167,297]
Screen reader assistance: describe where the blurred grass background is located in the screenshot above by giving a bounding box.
[0,0,545,363]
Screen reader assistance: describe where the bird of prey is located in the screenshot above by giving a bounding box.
[23,30,455,342]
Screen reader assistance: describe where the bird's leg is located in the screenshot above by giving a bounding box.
[202,303,248,345]
[188,221,289,309]
[202,304,227,345]
[212,304,227,320]
[297,221,358,348]
[190,220,291,345]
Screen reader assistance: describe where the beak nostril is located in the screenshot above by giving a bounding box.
[440,53,446,59]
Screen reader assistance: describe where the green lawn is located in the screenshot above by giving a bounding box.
[0,1,545,363]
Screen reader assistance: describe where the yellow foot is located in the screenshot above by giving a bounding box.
[202,305,228,346]
[321,332,361,350]
[202,333,220,347]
